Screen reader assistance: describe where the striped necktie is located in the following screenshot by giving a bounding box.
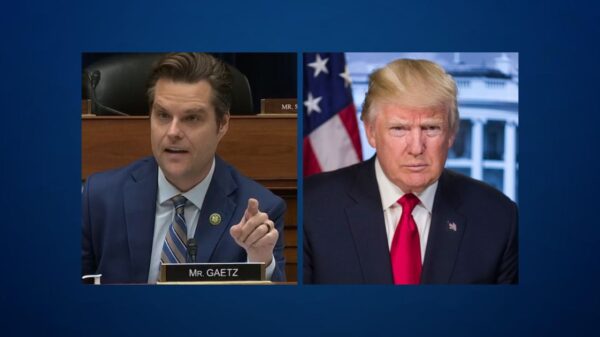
[161,195,189,264]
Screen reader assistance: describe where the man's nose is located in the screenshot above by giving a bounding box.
[407,128,425,155]
[166,119,183,138]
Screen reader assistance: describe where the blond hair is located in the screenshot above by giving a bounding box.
[361,59,459,134]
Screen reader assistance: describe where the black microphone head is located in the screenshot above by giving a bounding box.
[187,238,197,263]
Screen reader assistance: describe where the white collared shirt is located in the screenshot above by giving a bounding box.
[147,159,216,283]
[374,158,438,263]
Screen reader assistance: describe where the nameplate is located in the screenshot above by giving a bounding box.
[260,98,297,114]
[158,262,266,283]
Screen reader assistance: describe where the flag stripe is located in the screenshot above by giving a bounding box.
[303,137,322,176]
[337,104,363,159]
[308,114,359,172]
[303,53,362,176]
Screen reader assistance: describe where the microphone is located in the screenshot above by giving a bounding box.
[87,70,129,116]
[187,238,197,263]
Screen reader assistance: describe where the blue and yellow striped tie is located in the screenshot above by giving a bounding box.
[161,195,188,264]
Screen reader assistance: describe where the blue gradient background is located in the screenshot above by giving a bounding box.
[1,0,599,336]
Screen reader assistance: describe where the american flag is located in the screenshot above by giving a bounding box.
[303,53,362,176]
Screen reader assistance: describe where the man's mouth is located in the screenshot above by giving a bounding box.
[404,164,427,171]
[164,147,188,154]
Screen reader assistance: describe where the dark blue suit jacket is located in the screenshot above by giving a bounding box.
[303,157,518,284]
[82,156,286,284]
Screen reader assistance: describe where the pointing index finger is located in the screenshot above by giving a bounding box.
[247,198,259,214]
[243,198,260,223]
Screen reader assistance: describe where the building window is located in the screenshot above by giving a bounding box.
[483,168,504,192]
[484,120,505,160]
[451,167,472,177]
[449,119,472,159]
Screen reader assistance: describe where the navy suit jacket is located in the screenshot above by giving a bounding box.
[303,157,518,284]
[82,156,286,284]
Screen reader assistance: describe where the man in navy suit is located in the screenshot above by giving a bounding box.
[304,59,518,284]
[82,53,286,284]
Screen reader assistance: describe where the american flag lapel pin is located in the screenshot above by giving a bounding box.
[448,221,457,232]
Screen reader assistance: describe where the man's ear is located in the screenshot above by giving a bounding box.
[217,112,230,140]
[448,131,456,148]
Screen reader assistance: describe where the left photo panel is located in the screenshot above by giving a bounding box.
[81,52,298,285]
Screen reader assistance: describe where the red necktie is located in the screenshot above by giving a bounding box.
[390,193,422,284]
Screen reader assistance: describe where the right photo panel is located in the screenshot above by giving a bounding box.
[303,52,519,285]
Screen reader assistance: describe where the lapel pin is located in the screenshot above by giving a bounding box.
[209,213,222,226]
[448,221,457,232]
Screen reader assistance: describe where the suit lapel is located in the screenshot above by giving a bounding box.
[345,158,394,284]
[421,170,466,284]
[194,157,236,262]
[124,158,158,282]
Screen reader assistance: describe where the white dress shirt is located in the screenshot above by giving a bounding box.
[374,158,438,263]
[146,158,275,283]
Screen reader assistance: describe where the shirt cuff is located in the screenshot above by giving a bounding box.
[247,255,276,280]
[264,255,275,280]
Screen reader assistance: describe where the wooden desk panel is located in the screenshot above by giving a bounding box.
[82,115,297,186]
[82,116,151,179]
